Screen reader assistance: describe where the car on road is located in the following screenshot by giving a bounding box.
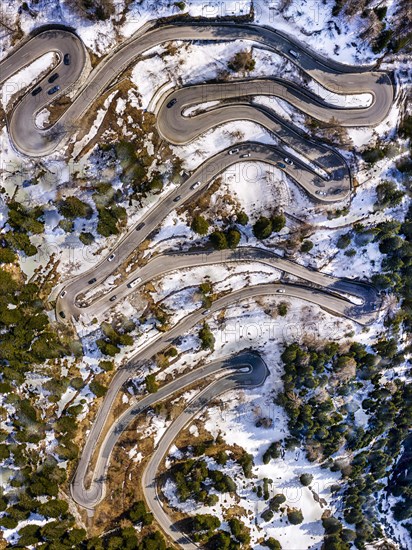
[315,190,327,196]
[135,222,145,231]
[48,85,60,95]
[127,277,141,289]
[59,311,66,318]
[173,195,181,202]
[191,181,201,189]
[32,86,42,96]
[109,295,117,302]
[167,98,177,108]
[88,277,97,284]
[48,73,59,83]
[60,290,66,298]
[202,309,210,315]
[240,153,251,158]
[289,49,300,59]
[277,288,285,293]
[63,53,71,65]
[228,148,239,155]
[108,253,116,262]
[284,157,293,165]
[276,162,286,169]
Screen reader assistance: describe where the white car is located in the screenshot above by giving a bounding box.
[127,277,142,289]
[289,49,300,59]
[284,157,293,165]
[277,288,285,293]
[240,153,251,158]
[228,148,239,155]
[108,253,116,262]
[191,181,201,189]
[60,290,66,298]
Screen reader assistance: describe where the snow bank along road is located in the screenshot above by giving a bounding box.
[0,18,393,545]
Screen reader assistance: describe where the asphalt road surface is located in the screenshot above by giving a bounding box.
[58,245,380,326]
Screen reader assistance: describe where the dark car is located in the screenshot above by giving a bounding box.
[32,86,42,96]
[276,162,286,169]
[59,311,66,319]
[48,85,60,95]
[109,295,117,302]
[135,222,145,231]
[173,195,181,202]
[88,277,97,284]
[63,53,71,66]
[167,98,177,108]
[48,73,59,83]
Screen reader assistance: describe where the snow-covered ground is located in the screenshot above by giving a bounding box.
[0,0,410,547]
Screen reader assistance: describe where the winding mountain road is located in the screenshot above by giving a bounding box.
[58,244,379,326]
[0,22,393,197]
[0,17,393,548]
[71,352,268,512]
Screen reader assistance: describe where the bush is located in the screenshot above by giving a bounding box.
[38,499,68,518]
[128,501,153,525]
[99,360,114,372]
[238,451,254,477]
[272,213,286,232]
[145,374,158,393]
[277,302,288,316]
[269,494,286,511]
[287,508,303,524]
[209,230,228,250]
[79,232,95,245]
[300,240,314,253]
[261,509,274,522]
[299,473,313,486]
[263,442,281,464]
[253,216,272,239]
[228,49,255,72]
[227,228,241,249]
[192,514,220,532]
[199,322,215,351]
[89,380,107,398]
[70,377,85,390]
[399,115,412,139]
[0,247,16,263]
[375,181,404,208]
[322,516,343,535]
[264,538,282,550]
[0,515,18,529]
[361,145,387,164]
[336,233,351,249]
[58,197,92,220]
[0,444,10,460]
[191,215,209,235]
[236,211,249,225]
[228,517,250,544]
